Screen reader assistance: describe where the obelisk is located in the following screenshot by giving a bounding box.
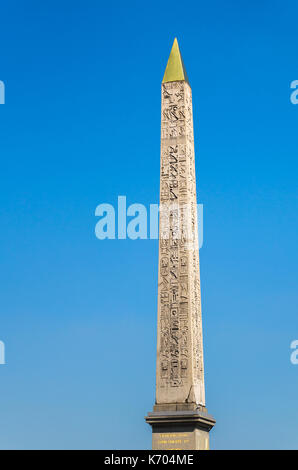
[145,39,215,450]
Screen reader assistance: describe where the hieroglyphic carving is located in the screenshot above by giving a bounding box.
[156,80,205,406]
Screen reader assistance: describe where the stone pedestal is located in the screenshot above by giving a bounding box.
[145,408,215,450]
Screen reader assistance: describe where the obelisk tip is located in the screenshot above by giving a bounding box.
[162,38,190,85]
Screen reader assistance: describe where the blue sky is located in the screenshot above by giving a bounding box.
[0,0,297,449]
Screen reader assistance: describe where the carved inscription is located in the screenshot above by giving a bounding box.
[157,81,205,406]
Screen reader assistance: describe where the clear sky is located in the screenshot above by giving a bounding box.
[0,0,297,450]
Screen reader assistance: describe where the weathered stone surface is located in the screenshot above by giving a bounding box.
[157,61,204,407]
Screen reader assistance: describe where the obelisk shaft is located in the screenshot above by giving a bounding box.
[156,42,205,407]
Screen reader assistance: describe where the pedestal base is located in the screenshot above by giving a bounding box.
[145,408,216,450]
